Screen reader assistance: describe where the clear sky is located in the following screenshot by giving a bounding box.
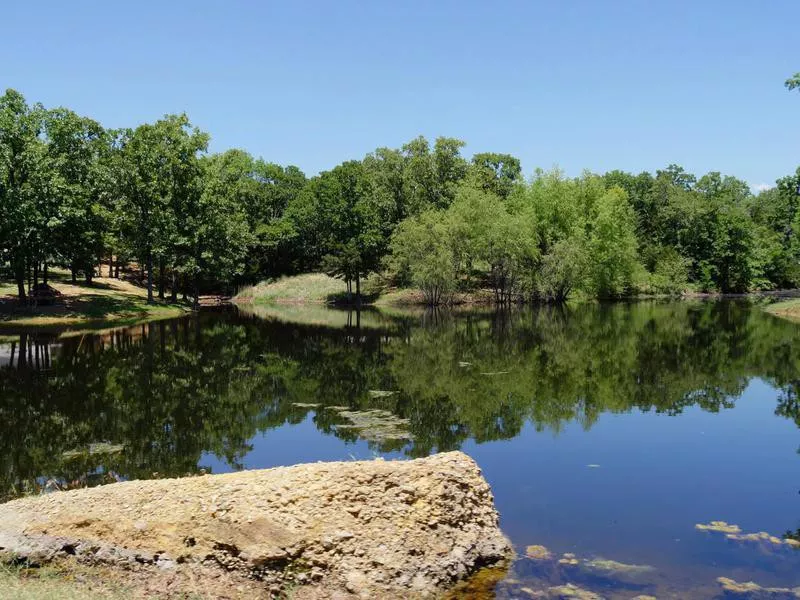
[3,1,798,188]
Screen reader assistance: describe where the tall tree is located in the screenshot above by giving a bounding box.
[115,114,208,303]
[44,108,107,283]
[0,89,45,301]
[316,161,387,303]
[468,152,522,199]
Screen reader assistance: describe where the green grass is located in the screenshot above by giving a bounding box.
[0,275,188,329]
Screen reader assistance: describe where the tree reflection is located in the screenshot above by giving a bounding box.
[1,300,800,500]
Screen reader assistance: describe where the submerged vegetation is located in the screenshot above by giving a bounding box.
[3,84,800,310]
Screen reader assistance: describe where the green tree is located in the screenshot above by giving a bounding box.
[537,237,588,301]
[390,210,457,305]
[0,89,47,301]
[468,152,522,199]
[115,114,209,303]
[585,186,639,297]
[43,108,108,283]
[200,150,304,283]
[401,136,467,214]
[297,161,388,303]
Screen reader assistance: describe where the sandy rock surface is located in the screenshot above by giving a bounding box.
[0,451,511,598]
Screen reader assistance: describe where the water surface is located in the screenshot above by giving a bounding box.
[1,301,799,598]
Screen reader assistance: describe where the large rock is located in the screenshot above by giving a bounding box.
[0,451,511,598]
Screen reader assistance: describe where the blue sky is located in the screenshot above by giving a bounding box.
[3,1,798,188]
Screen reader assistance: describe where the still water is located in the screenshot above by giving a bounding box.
[1,300,799,598]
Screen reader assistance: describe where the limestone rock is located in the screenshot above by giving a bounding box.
[0,451,511,598]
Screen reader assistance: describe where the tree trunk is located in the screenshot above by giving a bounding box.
[158,258,165,300]
[193,275,200,309]
[18,334,27,368]
[43,261,48,285]
[355,276,361,307]
[170,270,178,302]
[109,254,113,278]
[146,250,154,304]
[71,265,77,284]
[33,261,39,289]
[14,256,26,303]
[114,260,120,278]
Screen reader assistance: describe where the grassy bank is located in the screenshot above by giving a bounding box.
[235,273,387,306]
[233,273,496,308]
[0,274,188,329]
[764,298,800,321]
[235,273,349,304]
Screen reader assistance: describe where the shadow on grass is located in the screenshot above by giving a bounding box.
[325,291,382,306]
[65,294,151,317]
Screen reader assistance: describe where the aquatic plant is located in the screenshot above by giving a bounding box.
[581,558,654,577]
[717,576,800,597]
[558,553,580,566]
[524,545,552,561]
[546,583,603,599]
[726,531,800,549]
[695,520,742,534]
[333,408,413,442]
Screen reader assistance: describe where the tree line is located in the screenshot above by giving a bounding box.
[2,87,800,305]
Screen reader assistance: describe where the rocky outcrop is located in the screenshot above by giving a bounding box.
[0,451,511,598]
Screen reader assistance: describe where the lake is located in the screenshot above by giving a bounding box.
[1,300,799,598]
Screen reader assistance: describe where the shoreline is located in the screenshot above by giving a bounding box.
[233,276,800,310]
[0,276,191,331]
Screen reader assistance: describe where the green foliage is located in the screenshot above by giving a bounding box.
[645,246,690,295]
[468,152,522,199]
[299,161,389,300]
[3,88,800,304]
[537,237,588,301]
[401,136,468,214]
[390,211,458,305]
[585,186,639,297]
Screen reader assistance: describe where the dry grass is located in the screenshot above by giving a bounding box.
[764,298,800,321]
[0,561,275,600]
[234,273,349,305]
[0,276,187,328]
[0,563,132,600]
